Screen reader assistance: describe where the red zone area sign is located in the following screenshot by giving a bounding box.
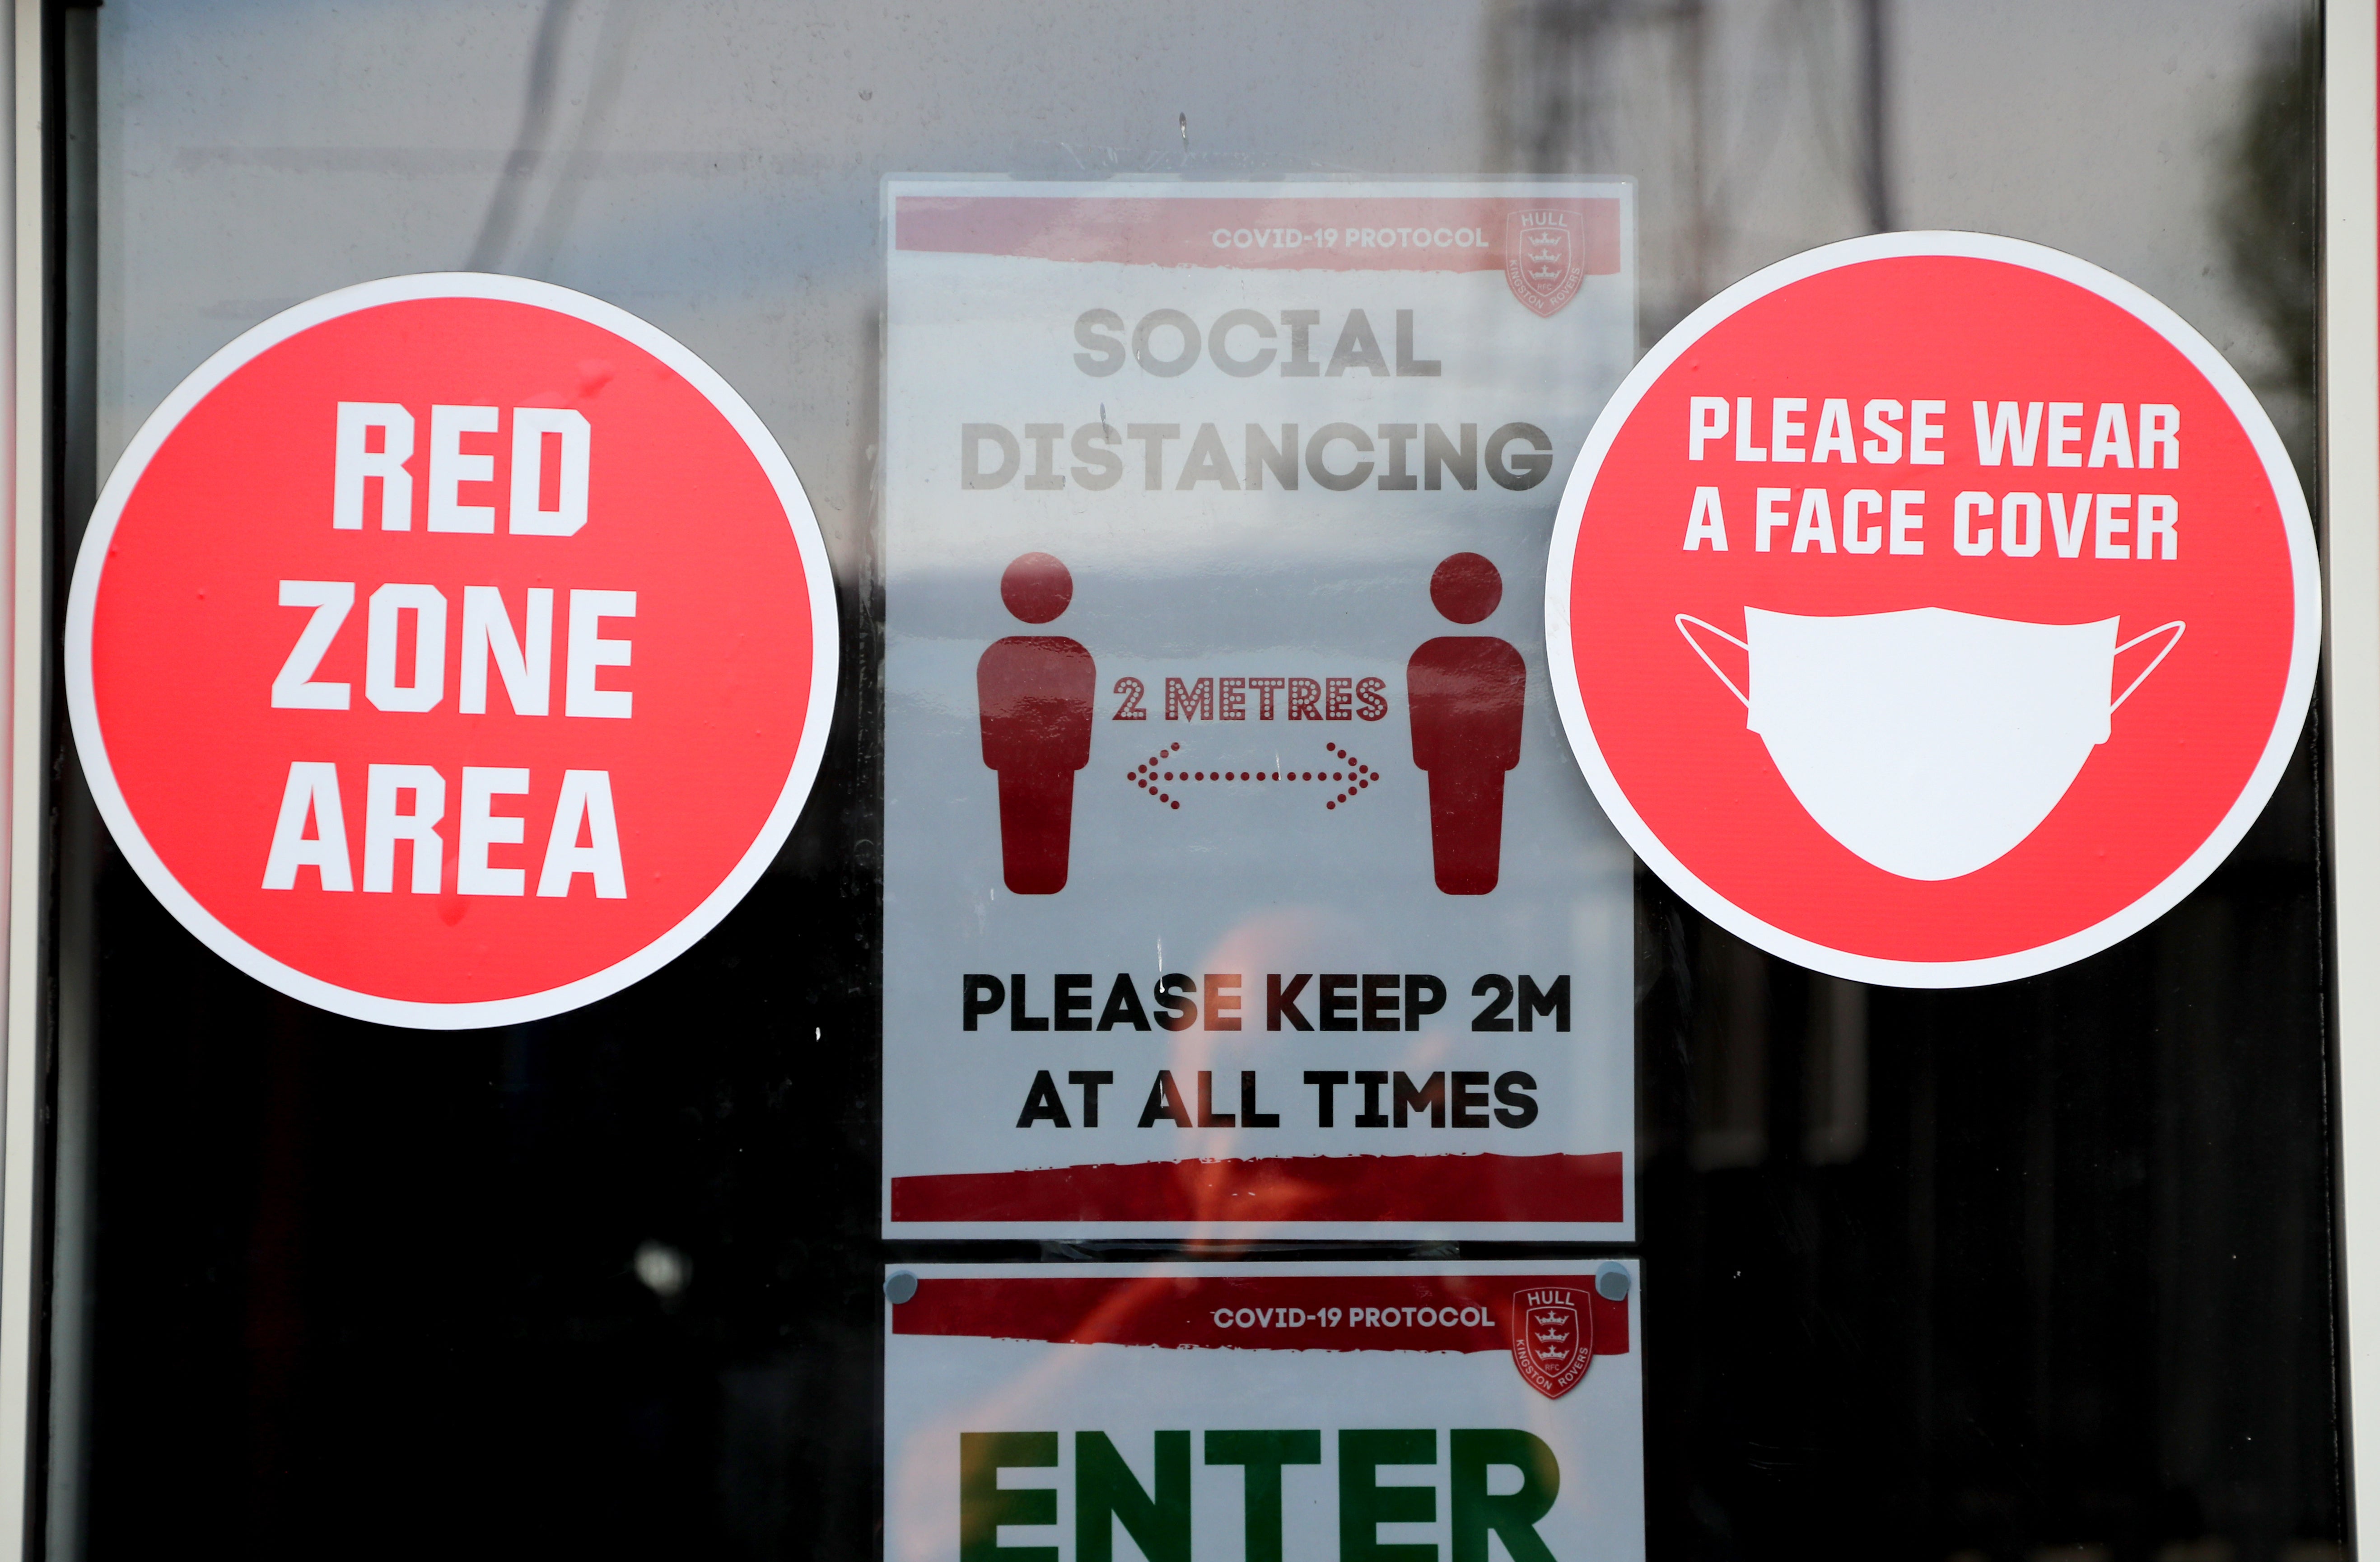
[1546,233,2319,987]
[65,275,839,1028]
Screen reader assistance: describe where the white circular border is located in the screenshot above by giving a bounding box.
[63,272,843,1029]
[1543,231,2322,989]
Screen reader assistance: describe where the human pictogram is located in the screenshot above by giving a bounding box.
[1409,553,1526,894]
[978,552,1095,893]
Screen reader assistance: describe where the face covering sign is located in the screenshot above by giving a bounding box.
[64,275,839,1027]
[882,180,1638,1239]
[884,1260,1645,1562]
[1547,233,2319,987]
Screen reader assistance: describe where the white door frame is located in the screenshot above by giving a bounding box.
[2328,4,2380,1558]
[0,0,37,1556]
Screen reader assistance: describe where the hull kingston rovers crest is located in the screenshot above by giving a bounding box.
[1512,1285,1596,1398]
[1506,209,1590,318]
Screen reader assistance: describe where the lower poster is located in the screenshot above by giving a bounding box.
[885,1260,1645,1562]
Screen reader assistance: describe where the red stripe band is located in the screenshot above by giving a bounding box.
[893,195,1622,274]
[893,1272,1629,1356]
[889,1151,1623,1225]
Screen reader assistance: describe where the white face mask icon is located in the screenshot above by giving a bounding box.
[1677,607,2185,881]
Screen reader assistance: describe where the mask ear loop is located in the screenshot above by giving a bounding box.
[2110,620,2185,711]
[1675,614,1751,708]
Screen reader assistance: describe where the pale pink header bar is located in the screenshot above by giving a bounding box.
[894,195,1622,274]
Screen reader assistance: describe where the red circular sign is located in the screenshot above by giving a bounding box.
[66,275,838,1027]
[1546,234,2318,986]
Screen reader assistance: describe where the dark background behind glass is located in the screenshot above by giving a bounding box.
[39,3,2336,1559]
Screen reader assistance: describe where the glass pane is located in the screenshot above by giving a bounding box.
[54,3,2330,1560]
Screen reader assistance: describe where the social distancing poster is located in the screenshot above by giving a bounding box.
[884,1261,1646,1562]
[882,179,1639,1239]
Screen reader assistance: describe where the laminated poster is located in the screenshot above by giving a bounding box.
[885,1260,1646,1562]
[882,178,1640,1238]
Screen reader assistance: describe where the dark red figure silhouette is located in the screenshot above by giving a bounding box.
[1409,552,1525,894]
[980,552,1095,893]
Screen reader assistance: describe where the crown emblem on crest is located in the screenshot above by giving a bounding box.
[1509,1286,1594,1398]
[1504,210,1589,319]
